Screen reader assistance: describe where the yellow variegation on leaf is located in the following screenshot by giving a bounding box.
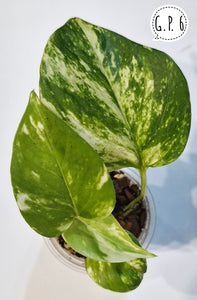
[40,17,191,172]
[11,91,154,262]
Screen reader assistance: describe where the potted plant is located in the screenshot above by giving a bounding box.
[10,18,191,293]
[44,166,156,277]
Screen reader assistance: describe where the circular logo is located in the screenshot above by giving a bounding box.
[151,5,188,41]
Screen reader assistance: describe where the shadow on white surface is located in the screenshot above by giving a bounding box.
[151,247,197,296]
[151,152,197,248]
[23,243,128,300]
[148,128,197,297]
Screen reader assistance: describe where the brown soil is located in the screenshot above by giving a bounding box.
[111,170,146,238]
[56,235,85,258]
[57,170,147,257]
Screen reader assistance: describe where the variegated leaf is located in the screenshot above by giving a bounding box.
[62,215,155,262]
[11,91,115,236]
[11,91,154,261]
[85,258,147,292]
[39,17,191,171]
[85,231,147,292]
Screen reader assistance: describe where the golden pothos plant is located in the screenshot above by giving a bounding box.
[11,18,191,292]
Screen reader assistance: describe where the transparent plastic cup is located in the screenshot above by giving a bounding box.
[44,167,156,273]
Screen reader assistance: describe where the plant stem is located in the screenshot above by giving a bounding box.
[122,167,147,217]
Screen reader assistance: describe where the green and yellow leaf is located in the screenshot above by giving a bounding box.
[40,17,191,171]
[11,91,115,236]
[62,215,155,262]
[11,91,154,261]
[85,232,147,292]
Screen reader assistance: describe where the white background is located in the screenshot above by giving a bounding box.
[1,0,197,299]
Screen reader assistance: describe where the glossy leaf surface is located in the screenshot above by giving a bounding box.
[40,17,191,171]
[86,257,147,292]
[85,232,147,292]
[11,91,154,261]
[62,215,155,262]
[11,91,115,236]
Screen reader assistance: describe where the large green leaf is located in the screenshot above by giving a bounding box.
[62,215,155,262]
[39,17,191,171]
[85,233,147,292]
[11,91,154,261]
[11,91,115,236]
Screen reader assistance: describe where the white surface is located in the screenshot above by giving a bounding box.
[1,0,197,299]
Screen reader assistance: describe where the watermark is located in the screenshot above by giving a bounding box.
[151,5,188,41]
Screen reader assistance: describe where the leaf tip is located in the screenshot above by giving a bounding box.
[147,251,157,258]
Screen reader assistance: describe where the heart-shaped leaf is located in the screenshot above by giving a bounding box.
[62,215,155,262]
[11,91,154,261]
[40,17,191,171]
[11,91,115,236]
[85,232,147,292]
